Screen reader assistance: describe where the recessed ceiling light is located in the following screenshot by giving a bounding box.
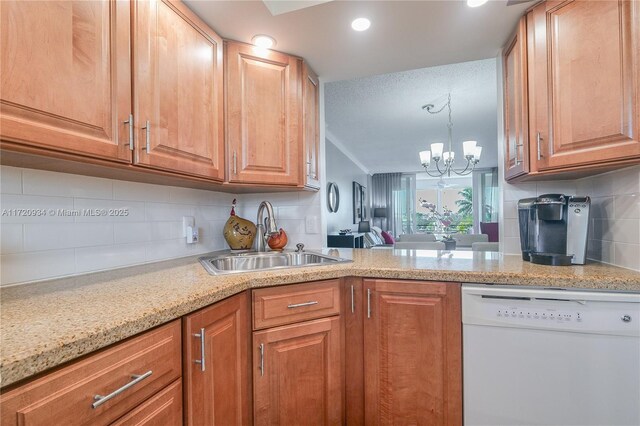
[467,0,488,7]
[251,34,276,49]
[351,18,371,32]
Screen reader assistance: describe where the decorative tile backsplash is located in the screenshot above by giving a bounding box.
[502,166,640,271]
[0,166,323,286]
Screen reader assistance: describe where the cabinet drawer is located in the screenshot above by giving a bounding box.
[0,320,181,426]
[111,379,182,426]
[253,280,341,330]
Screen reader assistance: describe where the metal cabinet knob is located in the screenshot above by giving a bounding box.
[622,315,632,323]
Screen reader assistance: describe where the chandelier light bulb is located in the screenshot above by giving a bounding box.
[474,146,483,161]
[443,151,455,163]
[463,140,477,157]
[431,143,444,160]
[419,150,431,166]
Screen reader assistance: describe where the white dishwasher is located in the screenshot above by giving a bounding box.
[462,284,640,426]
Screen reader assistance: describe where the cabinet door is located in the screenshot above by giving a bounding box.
[343,278,365,425]
[0,0,132,162]
[303,62,321,189]
[183,292,251,426]
[133,0,224,180]
[528,0,640,171]
[503,17,530,181]
[363,280,462,426]
[226,41,301,186]
[253,317,343,426]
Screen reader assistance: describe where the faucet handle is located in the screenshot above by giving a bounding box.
[295,243,304,252]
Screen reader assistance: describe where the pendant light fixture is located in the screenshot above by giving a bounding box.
[419,93,482,177]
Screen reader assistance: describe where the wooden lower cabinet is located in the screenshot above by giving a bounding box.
[363,279,462,426]
[183,291,251,426]
[111,379,182,426]
[0,321,182,426]
[253,316,343,426]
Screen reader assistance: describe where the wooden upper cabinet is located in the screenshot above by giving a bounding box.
[225,41,301,186]
[0,0,132,162]
[503,17,530,181]
[183,292,251,426]
[253,317,343,426]
[303,62,321,189]
[527,0,640,172]
[133,0,225,180]
[363,279,462,426]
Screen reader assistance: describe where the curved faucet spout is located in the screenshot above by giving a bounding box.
[255,201,278,252]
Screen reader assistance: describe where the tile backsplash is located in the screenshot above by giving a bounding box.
[501,166,640,271]
[576,166,640,271]
[1,166,322,286]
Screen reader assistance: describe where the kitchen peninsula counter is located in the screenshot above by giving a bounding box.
[2,248,639,387]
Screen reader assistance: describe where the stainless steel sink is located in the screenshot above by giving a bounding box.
[199,250,351,275]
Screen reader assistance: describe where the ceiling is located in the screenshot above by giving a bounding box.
[183,0,531,82]
[325,58,498,174]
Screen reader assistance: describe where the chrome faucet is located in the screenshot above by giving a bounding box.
[255,201,279,252]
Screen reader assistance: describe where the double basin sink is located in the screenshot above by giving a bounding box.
[199,250,351,275]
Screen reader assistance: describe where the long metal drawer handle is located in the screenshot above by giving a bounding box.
[142,120,150,152]
[92,370,152,409]
[123,114,134,151]
[259,343,265,377]
[193,328,206,372]
[536,132,544,160]
[367,289,372,318]
[351,285,355,313]
[287,301,319,309]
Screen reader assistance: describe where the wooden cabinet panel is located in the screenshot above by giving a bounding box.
[343,277,365,425]
[303,62,321,189]
[0,0,132,162]
[111,379,182,426]
[528,0,640,171]
[183,292,251,426]
[252,280,341,330]
[503,17,530,181]
[133,0,224,180]
[226,41,301,185]
[0,321,181,426]
[363,280,462,426]
[253,317,343,426]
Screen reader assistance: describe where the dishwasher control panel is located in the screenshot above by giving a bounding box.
[462,285,640,337]
[496,307,583,322]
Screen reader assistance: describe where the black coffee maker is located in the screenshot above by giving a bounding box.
[518,194,591,266]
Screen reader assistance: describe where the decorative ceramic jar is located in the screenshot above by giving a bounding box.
[223,199,257,250]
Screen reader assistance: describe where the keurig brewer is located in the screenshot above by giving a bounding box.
[517,194,590,266]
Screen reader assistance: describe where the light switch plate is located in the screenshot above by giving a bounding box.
[183,216,195,238]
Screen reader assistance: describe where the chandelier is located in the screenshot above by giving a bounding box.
[419,93,482,177]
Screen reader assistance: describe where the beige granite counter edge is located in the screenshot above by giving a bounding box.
[2,262,639,388]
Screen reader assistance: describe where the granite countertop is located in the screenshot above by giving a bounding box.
[2,248,640,388]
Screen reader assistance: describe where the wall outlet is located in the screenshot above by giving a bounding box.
[305,215,320,234]
[186,226,199,244]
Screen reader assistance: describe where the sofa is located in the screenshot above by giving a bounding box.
[452,234,489,248]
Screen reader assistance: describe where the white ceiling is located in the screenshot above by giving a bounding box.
[183,0,531,82]
[325,58,498,174]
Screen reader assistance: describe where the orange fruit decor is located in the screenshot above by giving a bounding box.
[267,228,288,250]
